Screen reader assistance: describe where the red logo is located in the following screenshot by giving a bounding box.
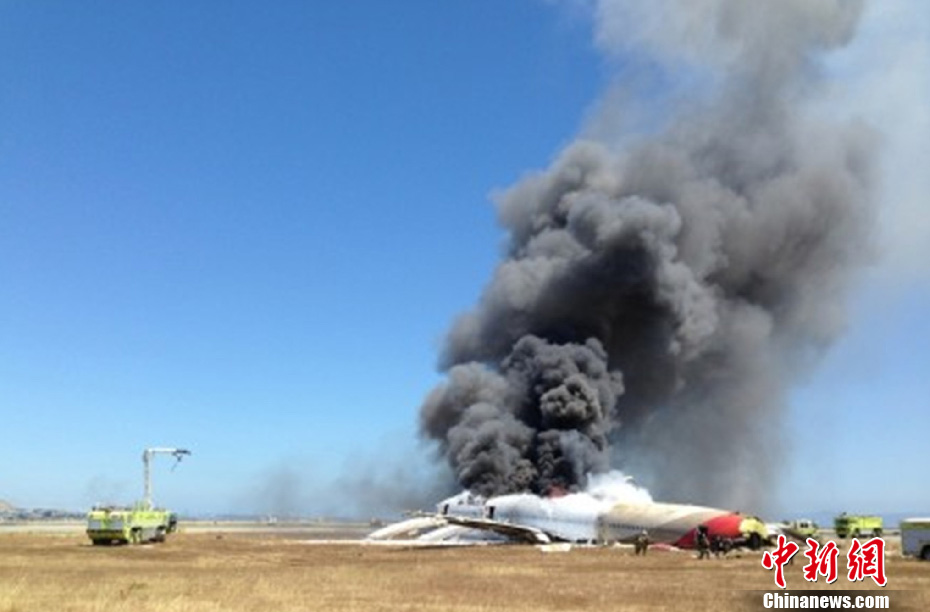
[847,538,887,587]
[802,538,839,584]
[762,536,888,588]
[761,534,800,589]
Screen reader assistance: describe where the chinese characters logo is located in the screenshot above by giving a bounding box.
[761,536,886,589]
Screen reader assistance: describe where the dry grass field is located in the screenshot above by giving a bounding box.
[1,532,927,612]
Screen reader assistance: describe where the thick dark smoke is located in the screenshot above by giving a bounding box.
[420,0,876,509]
[422,337,623,496]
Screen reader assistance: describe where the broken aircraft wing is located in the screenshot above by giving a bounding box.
[438,514,552,544]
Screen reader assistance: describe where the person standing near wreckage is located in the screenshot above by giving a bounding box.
[695,526,711,560]
[634,530,650,555]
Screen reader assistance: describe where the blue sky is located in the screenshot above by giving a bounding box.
[1,1,927,518]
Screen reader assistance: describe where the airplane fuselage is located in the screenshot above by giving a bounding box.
[442,492,767,549]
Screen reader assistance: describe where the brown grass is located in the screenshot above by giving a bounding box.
[0,532,927,611]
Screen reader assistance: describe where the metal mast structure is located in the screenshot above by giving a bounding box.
[142,447,191,509]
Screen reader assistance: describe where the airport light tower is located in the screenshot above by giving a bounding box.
[142,447,191,509]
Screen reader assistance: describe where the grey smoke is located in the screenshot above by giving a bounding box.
[239,450,455,519]
[420,0,876,510]
[83,475,131,507]
[244,463,309,519]
[425,337,623,496]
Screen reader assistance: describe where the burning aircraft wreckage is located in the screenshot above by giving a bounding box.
[367,473,769,550]
[372,0,875,550]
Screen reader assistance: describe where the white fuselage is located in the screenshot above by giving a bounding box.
[485,494,602,542]
[435,490,744,546]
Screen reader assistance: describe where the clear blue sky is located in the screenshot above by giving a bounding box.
[1,1,927,518]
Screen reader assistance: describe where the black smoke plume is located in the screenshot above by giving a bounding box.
[420,0,876,509]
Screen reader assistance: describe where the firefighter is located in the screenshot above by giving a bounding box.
[719,536,733,557]
[695,525,711,560]
[634,530,650,555]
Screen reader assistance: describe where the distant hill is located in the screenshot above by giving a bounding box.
[0,499,16,512]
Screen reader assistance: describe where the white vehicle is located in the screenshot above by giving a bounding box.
[900,518,930,561]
